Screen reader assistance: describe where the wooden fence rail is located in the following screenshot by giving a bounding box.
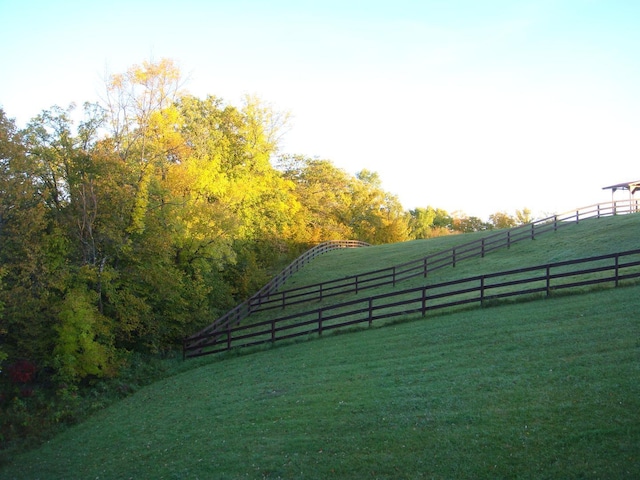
[242,200,639,314]
[184,199,639,354]
[184,248,640,358]
[186,240,370,347]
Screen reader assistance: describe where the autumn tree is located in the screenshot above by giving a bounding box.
[452,214,490,233]
[277,154,355,242]
[99,60,219,350]
[175,94,294,298]
[3,56,468,390]
[346,170,409,244]
[277,157,410,245]
[515,208,533,225]
[489,211,517,229]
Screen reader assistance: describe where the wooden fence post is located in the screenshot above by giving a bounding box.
[546,266,551,296]
[318,310,323,336]
[480,276,485,306]
[615,254,619,287]
[368,298,373,326]
[481,239,485,258]
[421,287,427,316]
[423,257,428,278]
[452,248,456,267]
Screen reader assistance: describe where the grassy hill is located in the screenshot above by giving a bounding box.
[2,214,639,479]
[233,214,640,343]
[284,213,640,293]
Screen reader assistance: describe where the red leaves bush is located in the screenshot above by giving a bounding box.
[7,360,37,384]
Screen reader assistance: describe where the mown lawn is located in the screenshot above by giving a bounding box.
[2,283,638,479]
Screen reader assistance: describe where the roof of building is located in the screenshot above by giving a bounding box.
[602,180,640,194]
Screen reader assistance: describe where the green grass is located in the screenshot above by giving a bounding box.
[3,214,639,479]
[2,284,639,479]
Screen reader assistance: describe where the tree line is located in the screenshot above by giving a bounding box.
[0,59,531,389]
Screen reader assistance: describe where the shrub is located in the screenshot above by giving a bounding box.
[6,360,37,384]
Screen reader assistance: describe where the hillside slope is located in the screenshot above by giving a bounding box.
[2,213,639,479]
[284,214,640,292]
[236,214,640,332]
[185,212,640,359]
[2,285,638,479]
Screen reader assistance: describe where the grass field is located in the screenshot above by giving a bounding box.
[1,214,639,479]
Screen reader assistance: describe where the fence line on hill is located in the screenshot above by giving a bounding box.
[184,248,640,357]
[244,200,639,314]
[184,199,639,355]
[186,240,370,345]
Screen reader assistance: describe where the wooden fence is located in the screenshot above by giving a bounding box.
[242,200,640,314]
[184,199,639,356]
[186,239,370,347]
[184,248,640,358]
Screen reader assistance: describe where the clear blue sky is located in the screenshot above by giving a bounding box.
[1,0,638,219]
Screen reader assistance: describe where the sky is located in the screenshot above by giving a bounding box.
[1,0,638,220]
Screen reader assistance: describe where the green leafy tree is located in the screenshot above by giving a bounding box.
[408,207,437,239]
[0,108,66,365]
[53,285,117,382]
[0,269,6,370]
[408,206,453,239]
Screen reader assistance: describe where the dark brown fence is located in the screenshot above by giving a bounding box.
[186,240,370,347]
[243,200,640,314]
[184,199,639,356]
[184,248,640,358]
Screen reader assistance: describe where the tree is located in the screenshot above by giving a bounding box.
[489,211,517,229]
[452,215,490,233]
[0,107,64,365]
[53,285,117,382]
[174,95,302,304]
[276,155,354,242]
[346,170,409,244]
[103,58,185,236]
[278,157,410,245]
[515,208,533,226]
[0,270,6,371]
[408,206,453,239]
